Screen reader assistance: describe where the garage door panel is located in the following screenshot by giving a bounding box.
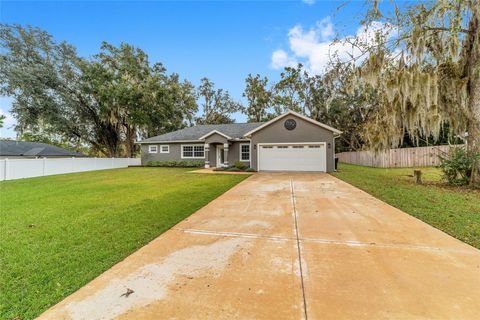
[258,144,326,172]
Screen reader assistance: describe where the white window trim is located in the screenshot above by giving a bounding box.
[148,145,158,153]
[160,145,170,153]
[181,144,205,159]
[239,143,250,162]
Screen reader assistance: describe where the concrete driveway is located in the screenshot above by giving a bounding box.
[39,173,480,319]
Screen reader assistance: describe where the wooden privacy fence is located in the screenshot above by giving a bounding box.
[337,145,464,168]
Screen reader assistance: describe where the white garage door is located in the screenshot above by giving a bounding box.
[258,143,327,172]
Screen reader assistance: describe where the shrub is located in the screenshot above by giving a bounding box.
[245,168,256,172]
[233,160,247,170]
[438,147,480,185]
[146,160,204,168]
[146,161,156,167]
[226,167,241,172]
[212,167,226,171]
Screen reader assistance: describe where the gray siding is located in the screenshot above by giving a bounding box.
[250,114,335,172]
[204,133,228,144]
[141,143,205,164]
[228,141,251,168]
[140,141,250,168]
[208,144,216,167]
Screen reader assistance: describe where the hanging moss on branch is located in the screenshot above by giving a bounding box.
[340,0,480,185]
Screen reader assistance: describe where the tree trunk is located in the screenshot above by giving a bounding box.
[125,125,137,158]
[467,77,480,185]
[104,124,121,158]
[464,13,479,185]
[106,141,118,157]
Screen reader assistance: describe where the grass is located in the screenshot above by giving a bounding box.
[332,163,480,249]
[0,167,249,320]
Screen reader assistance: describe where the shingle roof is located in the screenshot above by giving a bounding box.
[139,122,264,143]
[0,140,86,157]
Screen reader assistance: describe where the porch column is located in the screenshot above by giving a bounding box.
[204,143,210,168]
[223,143,229,167]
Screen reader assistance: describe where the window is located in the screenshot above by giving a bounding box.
[240,144,250,162]
[308,145,321,148]
[148,145,158,153]
[277,146,289,149]
[182,145,205,159]
[293,146,304,149]
[160,145,170,153]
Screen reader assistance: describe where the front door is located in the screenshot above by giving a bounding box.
[216,145,224,167]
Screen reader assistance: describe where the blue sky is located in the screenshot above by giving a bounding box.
[0,0,380,138]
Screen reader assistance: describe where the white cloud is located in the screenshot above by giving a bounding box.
[0,110,15,128]
[271,49,297,69]
[302,0,316,5]
[271,17,394,74]
[0,97,17,138]
[317,17,334,40]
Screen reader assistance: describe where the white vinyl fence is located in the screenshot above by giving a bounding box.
[0,157,141,181]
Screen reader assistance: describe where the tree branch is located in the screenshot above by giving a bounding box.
[424,26,471,34]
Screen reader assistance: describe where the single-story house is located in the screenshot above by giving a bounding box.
[137,110,342,172]
[0,140,86,159]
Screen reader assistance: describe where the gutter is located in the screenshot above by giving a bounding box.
[136,138,252,144]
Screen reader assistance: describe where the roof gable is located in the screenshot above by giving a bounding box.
[244,110,342,136]
[198,130,232,140]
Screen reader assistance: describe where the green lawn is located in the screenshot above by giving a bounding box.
[332,163,480,249]
[0,168,249,320]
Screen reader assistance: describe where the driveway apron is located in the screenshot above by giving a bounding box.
[38,173,480,319]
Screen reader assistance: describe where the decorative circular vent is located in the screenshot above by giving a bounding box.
[284,119,297,130]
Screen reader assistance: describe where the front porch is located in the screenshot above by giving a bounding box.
[204,142,230,169]
[200,129,251,169]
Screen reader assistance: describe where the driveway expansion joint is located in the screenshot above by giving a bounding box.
[290,179,308,320]
[173,228,294,242]
[173,228,476,255]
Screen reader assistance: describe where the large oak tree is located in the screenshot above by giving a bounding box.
[0,24,197,156]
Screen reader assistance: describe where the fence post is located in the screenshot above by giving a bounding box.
[4,158,8,181]
[414,170,423,184]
